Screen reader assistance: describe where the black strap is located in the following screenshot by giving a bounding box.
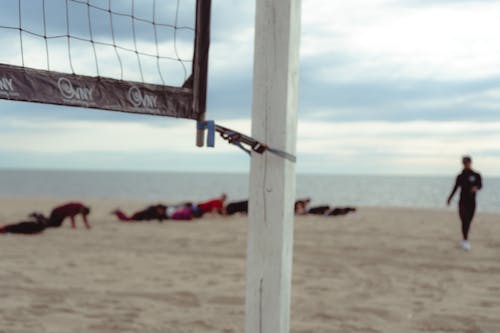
[213,124,296,163]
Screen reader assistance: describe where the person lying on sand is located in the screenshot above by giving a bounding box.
[307,205,330,215]
[225,200,248,215]
[0,212,49,235]
[198,194,227,215]
[48,202,91,229]
[112,204,167,222]
[167,202,203,220]
[294,198,311,215]
[167,203,203,221]
[327,207,357,216]
[307,205,357,216]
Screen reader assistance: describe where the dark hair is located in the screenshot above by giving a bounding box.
[156,204,167,211]
[82,206,91,215]
[462,155,472,164]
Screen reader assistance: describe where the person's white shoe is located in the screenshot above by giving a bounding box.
[462,240,471,251]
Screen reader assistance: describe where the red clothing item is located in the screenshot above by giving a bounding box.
[49,202,90,229]
[198,199,224,214]
[113,210,133,222]
[52,202,86,217]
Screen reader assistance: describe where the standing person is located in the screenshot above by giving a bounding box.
[447,156,482,250]
[48,202,91,229]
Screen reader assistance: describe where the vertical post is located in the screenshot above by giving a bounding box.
[246,0,301,332]
[193,0,211,147]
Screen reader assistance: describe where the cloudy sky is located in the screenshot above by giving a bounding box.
[1,0,500,175]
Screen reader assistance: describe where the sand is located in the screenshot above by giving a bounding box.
[0,197,499,333]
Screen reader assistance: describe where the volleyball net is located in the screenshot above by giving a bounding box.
[0,0,210,120]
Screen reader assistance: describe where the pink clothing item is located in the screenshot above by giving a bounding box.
[171,207,192,221]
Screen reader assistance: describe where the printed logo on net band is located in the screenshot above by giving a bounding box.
[0,76,19,97]
[127,86,159,110]
[57,77,94,104]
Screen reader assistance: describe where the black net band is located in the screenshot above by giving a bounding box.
[0,0,211,121]
[0,63,194,118]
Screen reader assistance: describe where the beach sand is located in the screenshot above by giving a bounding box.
[0,197,499,333]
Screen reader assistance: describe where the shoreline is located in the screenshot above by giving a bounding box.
[2,170,500,214]
[1,195,499,215]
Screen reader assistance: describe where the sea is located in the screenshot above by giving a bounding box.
[0,169,499,213]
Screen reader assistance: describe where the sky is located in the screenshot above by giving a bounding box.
[1,0,500,175]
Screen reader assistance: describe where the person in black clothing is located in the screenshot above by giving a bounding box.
[308,205,330,215]
[0,212,49,235]
[327,207,357,216]
[225,200,249,215]
[447,156,482,251]
[112,204,167,222]
[307,205,357,216]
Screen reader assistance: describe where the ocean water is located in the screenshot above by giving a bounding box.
[0,169,499,213]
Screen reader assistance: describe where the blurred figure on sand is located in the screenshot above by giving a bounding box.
[48,202,91,229]
[307,205,356,216]
[168,203,203,221]
[0,213,49,235]
[295,198,356,217]
[447,156,482,251]
[225,200,248,215]
[113,204,167,222]
[294,198,311,215]
[198,194,227,215]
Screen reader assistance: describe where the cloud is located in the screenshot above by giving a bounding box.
[297,0,500,124]
[0,115,500,173]
[297,120,500,157]
[0,118,204,153]
[299,77,500,122]
[2,0,500,175]
[302,0,500,82]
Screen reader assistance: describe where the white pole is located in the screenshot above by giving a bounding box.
[246,0,301,332]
